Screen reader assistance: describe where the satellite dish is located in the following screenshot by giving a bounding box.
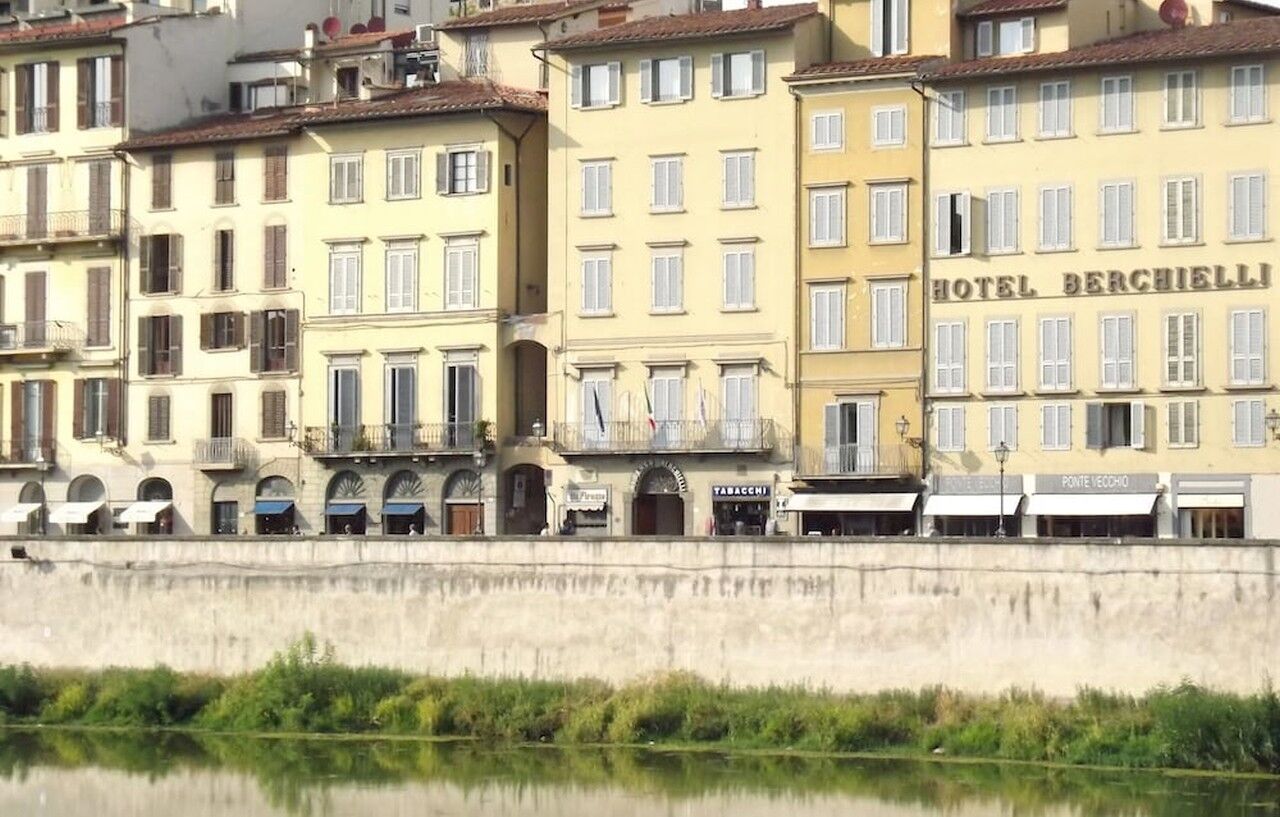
[1158,0,1189,28]
[350,22,368,34]
[321,15,342,38]
[368,15,386,32]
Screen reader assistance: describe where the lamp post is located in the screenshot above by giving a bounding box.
[472,448,486,535]
[994,441,1010,538]
[34,450,47,535]
[1267,408,1280,441]
[531,418,545,439]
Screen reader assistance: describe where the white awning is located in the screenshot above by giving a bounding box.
[1024,493,1158,517]
[924,494,1023,517]
[1177,493,1245,509]
[785,493,919,513]
[48,501,105,524]
[119,500,172,523]
[0,503,40,523]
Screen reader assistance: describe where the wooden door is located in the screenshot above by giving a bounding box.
[448,503,480,536]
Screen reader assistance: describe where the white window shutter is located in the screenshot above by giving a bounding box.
[751,50,765,95]
[570,65,582,108]
[475,150,490,193]
[607,62,621,106]
[435,152,448,195]
[1085,402,1103,448]
[711,54,724,98]
[977,21,993,57]
[679,55,693,99]
[959,193,972,254]
[1130,401,1146,449]
[871,0,885,56]
[1020,17,1035,52]
[934,193,951,255]
[893,0,909,53]
[639,59,652,103]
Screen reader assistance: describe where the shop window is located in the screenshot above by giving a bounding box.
[1180,507,1244,539]
[1037,515,1154,538]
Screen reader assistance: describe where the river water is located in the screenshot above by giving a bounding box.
[0,730,1277,816]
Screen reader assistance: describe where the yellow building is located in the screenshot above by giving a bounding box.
[538,4,824,536]
[923,3,1280,539]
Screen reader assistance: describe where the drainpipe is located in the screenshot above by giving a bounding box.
[789,83,803,534]
[911,77,931,533]
[113,147,131,449]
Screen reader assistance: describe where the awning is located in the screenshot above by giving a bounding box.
[0,503,40,523]
[785,493,919,513]
[254,499,295,515]
[1177,493,1245,509]
[119,500,172,523]
[48,501,105,524]
[326,502,366,516]
[382,502,424,516]
[924,494,1023,517]
[1024,494,1158,517]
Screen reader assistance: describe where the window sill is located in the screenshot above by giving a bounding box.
[256,436,291,444]
[869,238,909,247]
[721,203,757,211]
[1160,123,1202,132]
[1160,385,1205,393]
[1224,382,1272,392]
[1096,387,1141,395]
[871,142,906,150]
[1158,240,1204,248]
[580,212,614,219]
[1035,133,1076,141]
[981,390,1024,398]
[644,98,690,107]
[442,190,486,198]
[141,374,177,380]
[144,439,176,446]
[809,242,848,250]
[203,347,244,354]
[928,391,971,399]
[329,199,365,206]
[987,249,1023,257]
[149,207,176,213]
[578,312,615,319]
[1037,246,1077,254]
[932,253,971,259]
[931,141,969,149]
[385,195,422,203]
[810,146,845,154]
[263,198,291,205]
[210,202,239,209]
[1096,128,1138,136]
[257,370,297,378]
[721,306,758,314]
[1224,236,1272,245]
[1233,442,1267,449]
[717,93,764,102]
[1097,243,1139,251]
[982,137,1021,145]
[649,208,685,215]
[649,310,686,316]
[1167,443,1200,450]
[1225,118,1271,128]
[578,103,620,112]
[140,291,178,298]
[261,286,292,293]
[1034,388,1078,396]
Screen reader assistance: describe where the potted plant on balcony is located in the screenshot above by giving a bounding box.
[473,419,495,453]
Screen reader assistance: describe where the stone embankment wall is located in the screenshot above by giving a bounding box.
[0,537,1275,695]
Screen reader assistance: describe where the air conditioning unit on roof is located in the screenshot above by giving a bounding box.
[415,22,435,45]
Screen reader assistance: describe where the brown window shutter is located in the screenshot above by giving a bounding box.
[15,65,28,136]
[199,313,213,350]
[72,379,85,439]
[263,225,275,288]
[169,314,183,376]
[267,225,288,288]
[214,231,224,289]
[137,316,151,376]
[86,267,110,347]
[25,271,46,328]
[233,312,247,348]
[147,394,161,440]
[248,310,264,373]
[276,148,288,199]
[168,233,183,292]
[110,55,123,127]
[45,62,58,133]
[0,274,6,323]
[86,269,100,346]
[40,381,55,452]
[76,58,90,129]
[284,309,299,372]
[10,384,22,460]
[261,390,284,438]
[106,378,121,441]
[152,155,171,210]
[139,235,152,292]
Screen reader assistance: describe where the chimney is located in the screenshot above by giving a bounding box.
[746,0,762,8]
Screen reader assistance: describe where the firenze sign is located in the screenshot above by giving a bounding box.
[932,263,1272,302]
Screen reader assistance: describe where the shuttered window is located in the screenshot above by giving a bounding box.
[581,254,612,314]
[870,0,909,56]
[581,161,612,216]
[16,62,58,134]
[137,315,182,377]
[1099,181,1134,247]
[1164,70,1198,127]
[263,225,287,289]
[651,156,683,211]
[1038,185,1072,250]
[869,184,907,243]
[444,241,478,310]
[811,110,843,150]
[200,312,244,351]
[650,251,683,313]
[1232,399,1265,447]
[1229,64,1265,124]
[1229,173,1266,240]
[987,404,1018,451]
[214,229,234,291]
[139,234,183,294]
[1038,316,1072,391]
[934,192,971,256]
[639,56,693,104]
[809,285,844,351]
[147,394,171,441]
[1040,404,1071,451]
[722,151,754,208]
[809,187,846,246]
[871,105,906,147]
[263,145,288,201]
[936,406,965,452]
[722,247,755,310]
[329,154,363,203]
[386,243,418,312]
[261,390,288,439]
[385,149,420,200]
[1167,401,1198,448]
[1100,75,1134,132]
[985,85,1017,141]
[934,90,965,145]
[249,309,298,373]
[1038,80,1071,137]
[1229,309,1266,385]
[1164,312,1199,387]
[870,281,906,348]
[1100,314,1135,389]
[710,50,765,99]
[985,319,1018,392]
[214,151,235,204]
[151,154,172,210]
[933,321,965,393]
[328,245,361,314]
[1162,177,1199,244]
[85,267,110,348]
[986,188,1019,253]
[571,61,621,109]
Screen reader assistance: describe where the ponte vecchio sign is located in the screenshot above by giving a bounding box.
[932,263,1272,302]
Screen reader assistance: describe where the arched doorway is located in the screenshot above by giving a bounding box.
[255,475,296,535]
[16,481,45,535]
[211,481,239,536]
[443,469,482,535]
[63,475,108,535]
[632,465,685,536]
[509,341,548,437]
[326,470,367,534]
[383,470,427,535]
[136,478,174,535]
[504,464,547,535]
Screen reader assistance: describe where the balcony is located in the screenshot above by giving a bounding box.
[194,437,252,471]
[302,423,479,459]
[0,209,125,248]
[794,444,921,481]
[553,420,776,456]
[0,321,85,360]
[0,440,56,472]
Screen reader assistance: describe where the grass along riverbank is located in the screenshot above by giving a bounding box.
[2,637,1278,775]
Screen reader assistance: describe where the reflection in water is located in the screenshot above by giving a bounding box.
[0,729,1277,817]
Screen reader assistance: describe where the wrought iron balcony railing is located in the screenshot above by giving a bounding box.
[0,321,84,356]
[553,420,776,455]
[194,437,252,470]
[0,440,56,470]
[303,423,479,457]
[0,209,124,246]
[794,444,921,479]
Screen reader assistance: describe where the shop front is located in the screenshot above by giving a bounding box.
[1026,474,1160,538]
[562,486,610,536]
[923,475,1024,537]
[1173,475,1248,539]
[711,484,772,535]
[783,490,920,536]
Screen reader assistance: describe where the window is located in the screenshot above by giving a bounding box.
[1085,401,1145,449]
[1099,181,1134,247]
[1164,70,1198,127]
[934,90,965,145]
[445,354,479,448]
[572,62,620,108]
[384,360,417,448]
[463,32,488,78]
[721,365,758,447]
[1230,173,1266,240]
[581,161,612,216]
[250,309,297,374]
[85,267,110,348]
[639,56,692,103]
[1038,317,1071,391]
[261,390,288,439]
[212,501,239,536]
[811,110,844,150]
[870,183,907,243]
[872,105,906,146]
[248,84,290,111]
[1230,65,1265,123]
[1182,507,1244,539]
[386,150,420,200]
[440,148,488,195]
[809,187,845,246]
[16,62,57,134]
[648,368,684,448]
[986,188,1019,253]
[976,17,1034,56]
[722,152,754,208]
[936,405,965,452]
[1100,314,1135,389]
[1230,309,1266,385]
[138,315,181,377]
[147,394,171,441]
[214,229,234,291]
[1100,76,1134,132]
[1038,80,1071,137]
[264,225,288,289]
[1162,177,1199,244]
[329,154,363,203]
[1038,185,1072,250]
[385,243,418,312]
[1167,400,1198,448]
[987,404,1017,451]
[581,254,612,314]
[1232,399,1265,447]
[207,394,230,448]
[722,247,755,310]
[985,319,1018,392]
[810,285,844,350]
[1041,404,1071,450]
[263,145,288,202]
[712,50,765,98]
[650,250,683,313]
[870,281,906,348]
[214,151,235,204]
[78,378,109,439]
[328,363,361,439]
[328,245,361,314]
[202,311,241,351]
[140,234,183,295]
[336,66,360,99]
[986,86,1017,141]
[1164,312,1199,387]
[934,192,971,256]
[78,55,119,129]
[651,156,683,211]
[151,154,172,210]
[444,241,478,310]
[870,0,909,56]
[934,321,966,393]
[580,372,612,445]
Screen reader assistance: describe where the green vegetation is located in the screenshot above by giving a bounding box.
[1,636,1278,775]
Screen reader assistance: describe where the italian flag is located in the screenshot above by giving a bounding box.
[645,385,657,432]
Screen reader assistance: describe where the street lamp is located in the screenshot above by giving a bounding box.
[531,418,545,438]
[895,415,909,440]
[34,450,47,535]
[472,448,486,535]
[994,441,1011,538]
[1266,408,1280,441]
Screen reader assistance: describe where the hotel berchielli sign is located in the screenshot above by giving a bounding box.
[932,263,1272,302]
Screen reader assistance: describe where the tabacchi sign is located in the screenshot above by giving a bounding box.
[932,263,1272,302]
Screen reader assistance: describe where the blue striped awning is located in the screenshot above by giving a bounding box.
[254,500,294,515]
[382,502,424,516]
[326,503,366,516]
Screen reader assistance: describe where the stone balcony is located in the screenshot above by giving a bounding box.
[552,420,776,456]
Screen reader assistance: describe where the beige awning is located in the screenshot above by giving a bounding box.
[0,503,40,523]
[924,494,1023,517]
[785,493,919,513]
[119,501,172,523]
[48,501,105,524]
[1024,494,1158,517]
[1177,493,1245,509]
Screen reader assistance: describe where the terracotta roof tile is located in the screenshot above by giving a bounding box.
[929,16,1280,79]
[314,28,416,51]
[0,13,126,46]
[436,0,603,30]
[120,81,546,150]
[546,3,818,51]
[786,54,943,81]
[959,0,1067,19]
